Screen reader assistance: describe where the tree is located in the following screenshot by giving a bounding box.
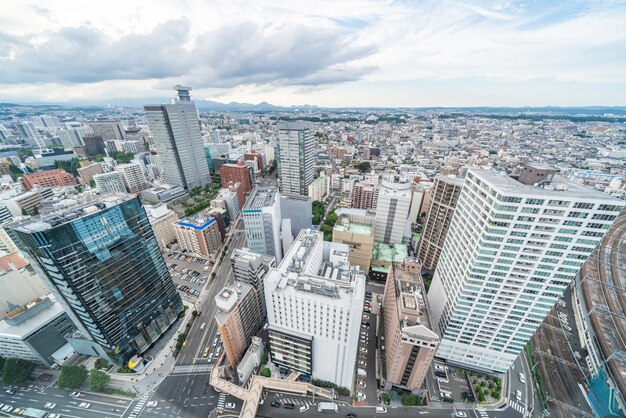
[260,367,271,377]
[261,354,268,365]
[357,161,371,172]
[381,393,391,405]
[401,393,423,406]
[55,158,81,176]
[89,369,111,391]
[3,358,36,384]
[94,358,111,370]
[211,272,216,280]
[0,356,5,372]
[89,178,96,188]
[58,365,88,389]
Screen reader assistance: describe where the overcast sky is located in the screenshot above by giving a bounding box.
[1,0,625,107]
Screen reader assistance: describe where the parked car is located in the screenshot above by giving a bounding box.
[69,391,82,397]
[225,403,236,409]
[519,373,526,384]
[284,403,295,409]
[271,401,281,407]
[299,405,309,413]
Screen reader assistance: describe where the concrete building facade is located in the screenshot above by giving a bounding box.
[174,215,223,258]
[115,163,150,193]
[243,187,283,263]
[230,248,276,317]
[94,171,127,194]
[21,169,77,191]
[374,177,413,244]
[145,204,178,250]
[332,209,375,274]
[277,122,315,197]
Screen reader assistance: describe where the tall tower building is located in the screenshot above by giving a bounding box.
[374,177,413,244]
[7,194,184,362]
[230,248,276,317]
[144,86,211,191]
[351,181,375,210]
[115,163,150,193]
[428,166,624,373]
[220,162,252,196]
[243,187,283,262]
[418,175,464,271]
[277,122,314,197]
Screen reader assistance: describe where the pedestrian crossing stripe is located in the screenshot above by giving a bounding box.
[508,400,526,414]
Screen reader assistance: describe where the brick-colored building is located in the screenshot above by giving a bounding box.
[351,181,375,210]
[220,161,252,196]
[174,214,222,258]
[244,151,263,172]
[21,169,77,190]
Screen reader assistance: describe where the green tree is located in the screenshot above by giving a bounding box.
[260,367,271,377]
[58,365,88,389]
[89,178,96,188]
[261,354,268,365]
[89,369,111,391]
[0,356,5,373]
[357,161,371,172]
[55,158,81,176]
[94,358,111,370]
[109,151,135,164]
[2,358,36,384]
[401,393,423,406]
[381,393,391,405]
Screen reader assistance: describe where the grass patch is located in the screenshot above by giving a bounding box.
[101,387,136,398]
[525,341,547,407]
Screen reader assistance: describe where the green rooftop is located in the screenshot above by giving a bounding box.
[334,221,373,236]
[372,243,408,263]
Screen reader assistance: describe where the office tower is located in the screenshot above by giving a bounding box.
[418,175,464,271]
[144,86,211,191]
[21,169,77,191]
[215,188,241,221]
[144,204,178,250]
[214,283,263,368]
[93,172,127,194]
[14,122,43,148]
[277,122,315,197]
[428,166,625,373]
[351,181,375,210]
[115,163,150,193]
[243,187,283,262]
[332,209,376,273]
[77,163,104,186]
[230,248,276,316]
[0,295,76,367]
[83,134,107,156]
[174,215,222,258]
[7,194,184,362]
[86,120,126,141]
[265,229,365,388]
[220,162,252,195]
[374,176,413,244]
[382,258,439,391]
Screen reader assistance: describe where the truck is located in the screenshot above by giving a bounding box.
[22,408,49,418]
[317,402,338,413]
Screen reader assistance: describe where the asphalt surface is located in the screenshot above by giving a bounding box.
[0,383,133,418]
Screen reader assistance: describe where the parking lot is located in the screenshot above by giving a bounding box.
[164,251,213,301]
[353,289,380,405]
[426,361,473,404]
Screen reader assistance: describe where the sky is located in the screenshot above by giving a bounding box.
[1,0,626,107]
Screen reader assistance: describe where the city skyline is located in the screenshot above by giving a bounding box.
[1,1,626,107]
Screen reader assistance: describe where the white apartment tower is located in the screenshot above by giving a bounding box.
[265,229,365,388]
[243,187,283,263]
[374,176,413,244]
[428,165,625,373]
[115,162,149,193]
[277,122,315,197]
[93,172,126,194]
[144,86,211,191]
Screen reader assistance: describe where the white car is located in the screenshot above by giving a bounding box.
[79,402,91,409]
[515,390,522,402]
[147,401,158,407]
[200,323,206,330]
[357,392,366,400]
[376,406,388,414]
[69,391,82,397]
[357,380,367,387]
[48,414,61,418]
[519,373,526,384]
[44,402,56,409]
[225,402,236,409]
[299,405,309,413]
[359,347,368,353]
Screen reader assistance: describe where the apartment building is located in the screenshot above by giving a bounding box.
[332,209,376,273]
[230,248,276,317]
[174,215,223,258]
[243,187,282,262]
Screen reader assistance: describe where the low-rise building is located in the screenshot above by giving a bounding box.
[174,214,222,258]
[21,169,77,191]
[332,209,375,273]
[140,184,186,203]
[237,336,264,385]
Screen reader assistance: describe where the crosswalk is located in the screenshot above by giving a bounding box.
[509,399,526,414]
[273,393,315,407]
[476,408,489,418]
[217,393,227,410]
[171,364,213,374]
[128,393,150,418]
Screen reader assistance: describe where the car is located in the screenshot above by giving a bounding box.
[299,405,309,413]
[360,347,368,353]
[5,389,15,395]
[284,403,295,409]
[213,337,219,347]
[357,392,366,400]
[1,406,13,413]
[364,308,371,313]
[44,402,57,409]
[69,391,82,397]
[271,401,281,407]
[79,402,91,409]
[361,324,368,329]
[346,414,357,418]
[375,406,388,414]
[440,391,452,399]
[203,347,210,357]
[519,372,526,384]
[147,401,158,407]
[48,414,61,418]
[357,380,366,387]
[225,403,236,409]
[358,360,367,367]
[515,390,522,402]
[362,314,369,320]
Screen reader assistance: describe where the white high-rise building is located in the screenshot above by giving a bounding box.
[115,163,149,193]
[93,172,126,194]
[265,229,365,388]
[277,122,315,197]
[144,86,211,191]
[243,187,283,263]
[428,165,625,373]
[374,176,413,244]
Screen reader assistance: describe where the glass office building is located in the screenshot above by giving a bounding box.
[8,194,183,363]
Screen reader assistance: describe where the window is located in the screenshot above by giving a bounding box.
[573,202,594,209]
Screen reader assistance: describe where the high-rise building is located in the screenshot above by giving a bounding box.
[277,122,315,197]
[115,163,149,193]
[220,162,252,195]
[244,151,264,173]
[86,120,126,141]
[265,229,365,388]
[382,258,439,392]
[214,283,263,368]
[428,166,625,373]
[77,163,104,186]
[332,209,376,273]
[351,181,375,210]
[144,204,178,250]
[144,86,211,191]
[230,248,275,316]
[174,215,222,258]
[7,194,184,362]
[243,187,282,262]
[21,169,77,191]
[93,172,127,194]
[374,177,413,244]
[82,135,107,156]
[417,175,464,271]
